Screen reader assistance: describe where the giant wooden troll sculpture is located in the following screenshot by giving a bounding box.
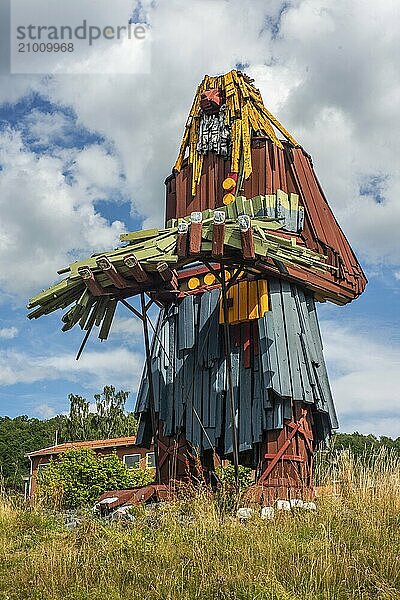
[28,70,366,503]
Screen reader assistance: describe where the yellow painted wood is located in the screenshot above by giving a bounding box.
[248,280,259,320]
[258,279,269,317]
[174,70,301,195]
[238,281,248,322]
[231,118,242,173]
[276,189,290,210]
[241,103,252,179]
[265,194,276,211]
[290,193,299,213]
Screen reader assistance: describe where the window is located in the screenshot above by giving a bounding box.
[146,452,156,468]
[123,454,141,469]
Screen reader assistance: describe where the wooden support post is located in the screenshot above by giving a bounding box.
[96,256,129,289]
[78,267,104,297]
[176,221,189,258]
[189,212,203,256]
[157,262,178,289]
[123,254,151,284]
[140,292,161,485]
[220,262,240,489]
[238,215,255,260]
[212,211,225,259]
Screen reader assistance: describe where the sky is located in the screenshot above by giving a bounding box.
[0,0,399,437]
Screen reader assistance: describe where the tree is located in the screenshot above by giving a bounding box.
[63,394,93,441]
[93,386,130,439]
[37,448,154,509]
[62,386,138,442]
[0,414,67,490]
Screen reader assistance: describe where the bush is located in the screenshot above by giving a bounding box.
[216,463,253,512]
[37,448,153,509]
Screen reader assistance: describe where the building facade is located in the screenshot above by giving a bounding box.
[26,436,155,497]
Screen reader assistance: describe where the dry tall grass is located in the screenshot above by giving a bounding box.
[1,450,399,600]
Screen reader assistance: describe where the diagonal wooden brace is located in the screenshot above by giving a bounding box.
[258,416,306,484]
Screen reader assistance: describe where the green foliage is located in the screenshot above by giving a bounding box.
[216,463,253,513]
[217,463,253,490]
[37,448,153,509]
[0,414,67,490]
[62,385,138,442]
[332,432,400,459]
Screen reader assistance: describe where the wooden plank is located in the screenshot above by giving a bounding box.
[178,295,195,350]
[280,280,303,400]
[239,345,252,452]
[240,226,256,260]
[120,228,159,243]
[211,211,225,258]
[189,213,203,255]
[238,281,248,322]
[248,280,259,320]
[268,279,291,397]
[176,221,189,258]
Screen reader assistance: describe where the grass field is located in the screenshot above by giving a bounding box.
[1,450,399,600]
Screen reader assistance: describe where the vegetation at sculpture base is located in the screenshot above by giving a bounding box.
[36,448,154,510]
[1,448,399,600]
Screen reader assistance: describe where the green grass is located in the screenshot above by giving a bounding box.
[1,450,400,600]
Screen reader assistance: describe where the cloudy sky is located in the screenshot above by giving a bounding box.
[0,0,399,437]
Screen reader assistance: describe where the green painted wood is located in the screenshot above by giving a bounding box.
[120,228,159,242]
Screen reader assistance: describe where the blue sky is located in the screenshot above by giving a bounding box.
[0,0,399,437]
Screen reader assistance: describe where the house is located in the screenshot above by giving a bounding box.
[25,436,155,497]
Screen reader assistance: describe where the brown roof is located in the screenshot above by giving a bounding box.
[26,436,138,458]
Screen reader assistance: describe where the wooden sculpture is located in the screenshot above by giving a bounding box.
[28,70,366,504]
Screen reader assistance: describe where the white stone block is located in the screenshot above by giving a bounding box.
[237,507,254,519]
[290,498,304,508]
[261,506,274,520]
[303,501,317,511]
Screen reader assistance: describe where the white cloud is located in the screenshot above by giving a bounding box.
[0,326,18,339]
[23,109,73,146]
[110,316,143,339]
[321,320,400,438]
[0,346,144,392]
[35,403,56,419]
[0,126,126,295]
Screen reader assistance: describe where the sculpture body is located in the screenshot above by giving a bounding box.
[28,70,366,502]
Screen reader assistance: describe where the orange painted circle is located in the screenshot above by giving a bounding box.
[188,277,200,290]
[204,273,216,286]
[223,193,235,205]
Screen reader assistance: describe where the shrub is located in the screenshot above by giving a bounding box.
[37,448,153,509]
